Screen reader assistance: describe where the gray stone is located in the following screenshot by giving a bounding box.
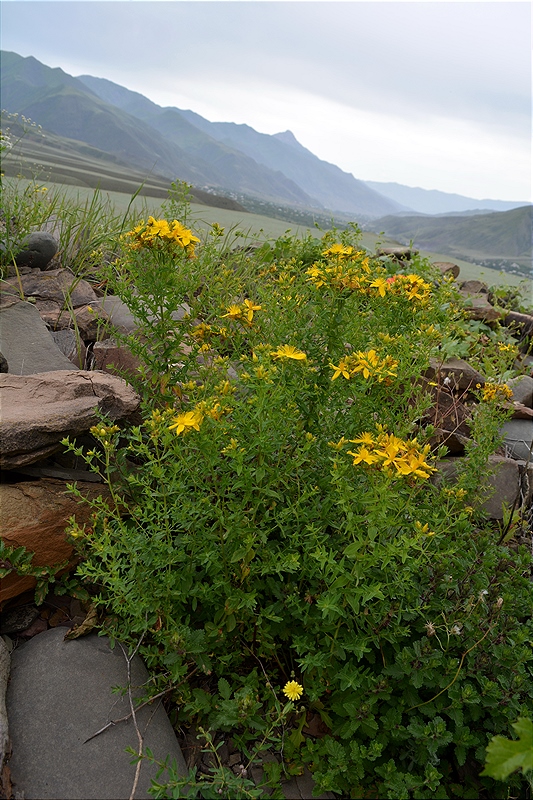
[0,637,10,770]
[51,328,86,368]
[6,627,187,799]
[0,300,78,374]
[434,455,524,519]
[500,419,533,462]
[0,370,139,469]
[376,246,417,260]
[508,375,533,409]
[14,231,58,270]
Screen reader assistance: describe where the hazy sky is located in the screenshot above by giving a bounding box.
[1,1,531,202]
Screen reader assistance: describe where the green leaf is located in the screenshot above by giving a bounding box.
[481,717,533,780]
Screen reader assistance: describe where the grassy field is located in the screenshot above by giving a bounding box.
[4,177,531,296]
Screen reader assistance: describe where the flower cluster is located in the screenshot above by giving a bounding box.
[330,348,398,382]
[369,273,432,303]
[305,244,432,305]
[346,429,435,480]
[479,382,514,403]
[306,256,370,292]
[125,217,200,254]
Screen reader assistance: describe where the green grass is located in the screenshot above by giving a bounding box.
[4,177,531,297]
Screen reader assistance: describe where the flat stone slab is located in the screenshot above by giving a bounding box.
[6,627,187,799]
[0,370,139,468]
[500,419,533,462]
[0,300,76,374]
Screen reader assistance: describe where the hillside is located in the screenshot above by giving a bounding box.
[371,206,532,276]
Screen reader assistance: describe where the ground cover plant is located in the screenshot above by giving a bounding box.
[1,153,531,798]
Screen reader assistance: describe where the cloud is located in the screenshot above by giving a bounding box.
[1,1,531,200]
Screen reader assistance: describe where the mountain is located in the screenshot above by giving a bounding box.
[0,51,320,209]
[371,206,532,271]
[78,73,404,218]
[364,181,527,216]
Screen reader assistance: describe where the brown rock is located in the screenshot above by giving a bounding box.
[423,388,472,453]
[92,338,141,381]
[425,358,485,392]
[459,293,501,322]
[0,370,140,469]
[459,279,489,294]
[0,478,110,607]
[73,304,110,341]
[433,261,460,279]
[2,268,98,309]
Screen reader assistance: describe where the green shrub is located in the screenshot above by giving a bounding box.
[55,211,532,798]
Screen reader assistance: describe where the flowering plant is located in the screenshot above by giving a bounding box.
[62,217,532,799]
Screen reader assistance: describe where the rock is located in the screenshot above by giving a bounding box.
[459,293,501,322]
[503,311,533,350]
[0,477,109,606]
[425,358,485,392]
[499,419,533,462]
[0,370,139,469]
[6,627,187,799]
[73,303,110,340]
[423,388,472,454]
[92,338,141,381]
[92,295,139,334]
[434,455,525,519]
[433,261,460,279]
[0,352,7,372]
[0,604,40,635]
[0,637,10,771]
[14,232,58,270]
[459,279,489,294]
[51,328,86,368]
[507,375,533,410]
[0,300,79,374]
[2,267,98,309]
[376,246,417,260]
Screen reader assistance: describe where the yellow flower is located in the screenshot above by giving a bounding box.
[221,304,243,321]
[347,446,379,466]
[322,243,354,259]
[329,357,352,380]
[370,277,389,297]
[168,410,203,435]
[350,432,375,447]
[283,681,304,701]
[481,383,513,403]
[271,345,307,361]
[243,299,262,323]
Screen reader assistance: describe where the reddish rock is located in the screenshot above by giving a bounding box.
[0,478,109,607]
[92,338,141,381]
